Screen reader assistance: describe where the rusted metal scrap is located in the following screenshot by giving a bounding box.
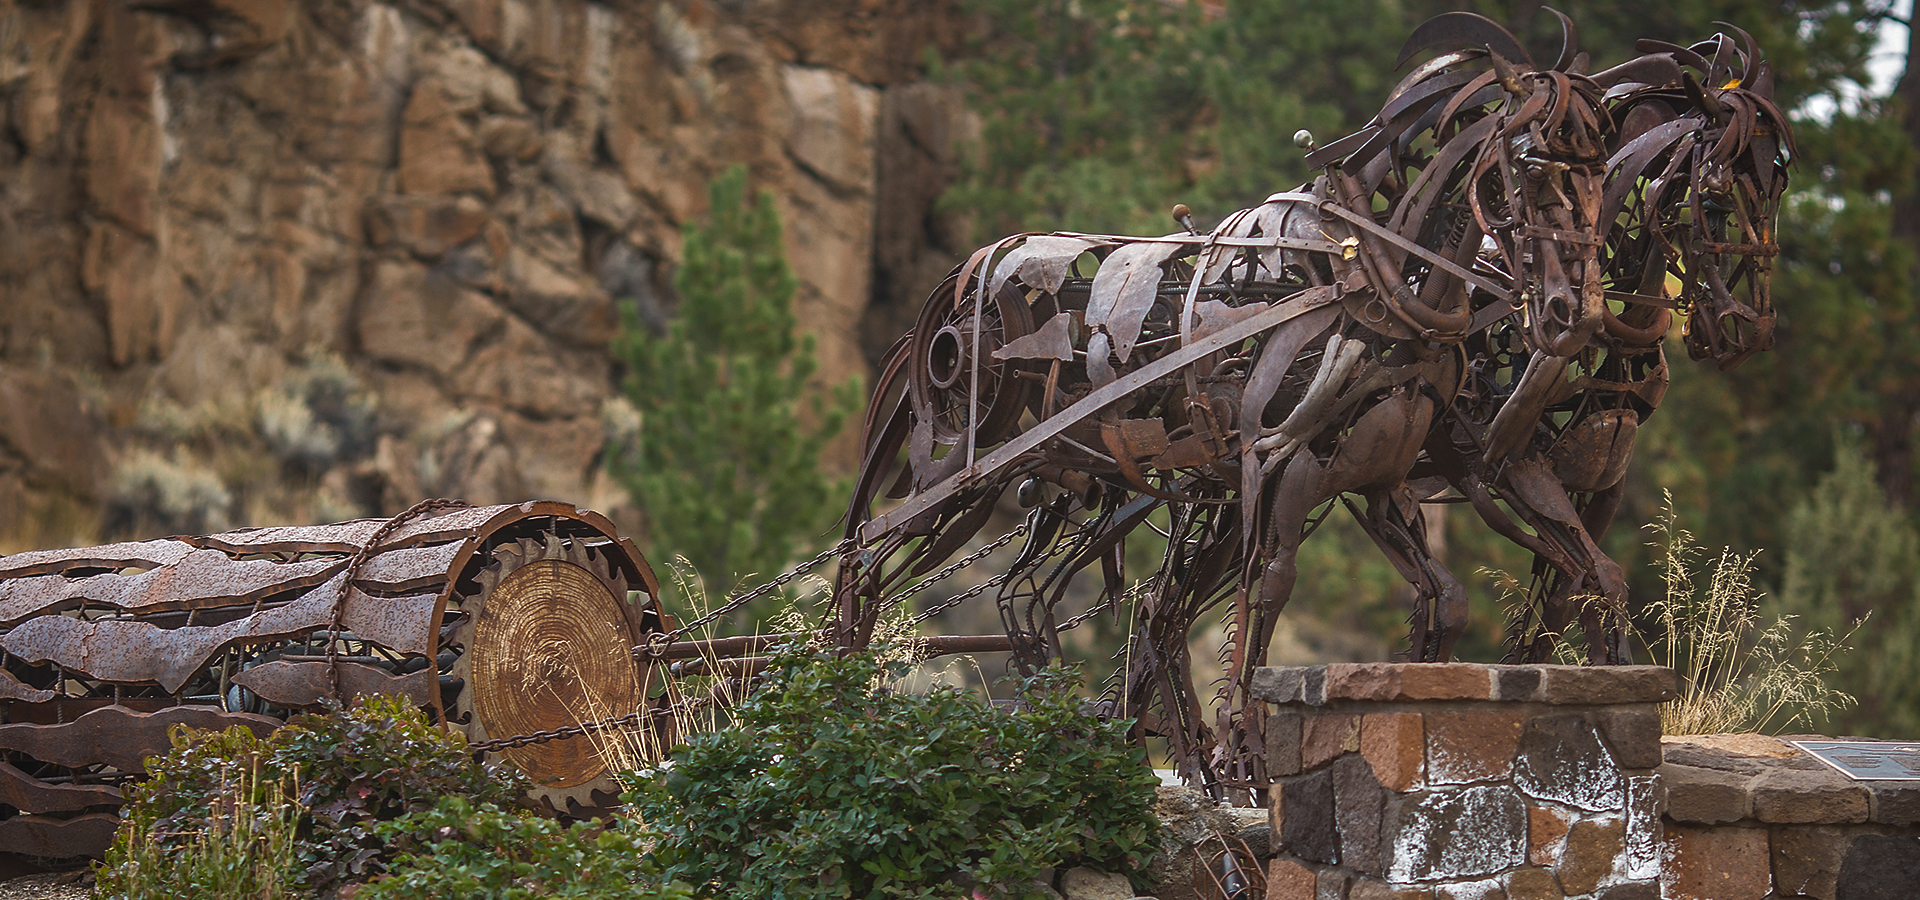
[0,500,674,857]
[830,11,1793,804]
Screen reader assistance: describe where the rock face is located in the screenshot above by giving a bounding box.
[0,0,973,547]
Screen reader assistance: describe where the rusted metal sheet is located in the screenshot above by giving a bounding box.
[0,761,123,813]
[0,550,344,627]
[0,705,277,772]
[0,576,439,691]
[233,659,434,709]
[0,539,197,580]
[0,667,55,703]
[0,813,121,859]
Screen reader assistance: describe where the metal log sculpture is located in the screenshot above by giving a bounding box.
[835,11,1624,799]
[0,501,675,857]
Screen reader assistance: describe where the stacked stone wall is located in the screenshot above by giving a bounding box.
[1658,733,1920,899]
[1251,663,1676,900]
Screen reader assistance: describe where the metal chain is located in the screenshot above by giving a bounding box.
[326,498,470,703]
[647,538,856,649]
[469,688,729,753]
[881,519,1031,615]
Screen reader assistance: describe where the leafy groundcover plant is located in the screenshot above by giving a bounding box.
[625,645,1163,900]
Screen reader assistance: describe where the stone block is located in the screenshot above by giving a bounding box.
[1770,826,1851,900]
[1281,769,1339,865]
[1348,879,1396,900]
[1270,710,1305,778]
[1385,785,1527,883]
[1527,804,1573,867]
[1488,666,1541,702]
[1059,867,1134,900]
[1657,763,1752,824]
[1836,834,1920,900]
[1662,825,1770,900]
[1322,663,1492,702]
[1303,714,1360,772]
[1514,715,1624,813]
[1434,879,1506,900]
[1361,712,1424,791]
[1255,667,1309,703]
[1505,867,1564,900]
[1316,867,1352,900]
[1333,755,1387,875]
[1269,857,1317,900]
[1594,706,1664,769]
[1555,816,1624,895]
[1868,782,1920,825]
[1305,667,1329,706]
[1622,775,1662,881]
[1535,666,1677,705]
[1427,710,1525,785]
[1751,767,1869,824]
[1590,884,1657,900]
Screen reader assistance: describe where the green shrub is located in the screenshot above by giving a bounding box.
[97,744,302,900]
[358,797,692,900]
[625,646,1162,900]
[97,695,527,896]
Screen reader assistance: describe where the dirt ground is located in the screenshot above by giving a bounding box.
[0,872,91,900]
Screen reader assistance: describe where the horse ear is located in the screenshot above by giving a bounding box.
[1682,70,1724,118]
[1490,51,1529,97]
[1713,21,1761,86]
[1750,60,1775,100]
[1545,7,1579,72]
[1396,11,1532,70]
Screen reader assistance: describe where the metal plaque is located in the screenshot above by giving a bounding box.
[1788,740,1920,781]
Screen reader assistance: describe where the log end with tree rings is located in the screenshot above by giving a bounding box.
[449,534,668,817]
[0,500,673,857]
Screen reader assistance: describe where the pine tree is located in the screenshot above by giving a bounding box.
[609,167,859,603]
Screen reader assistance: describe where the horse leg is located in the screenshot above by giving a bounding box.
[1354,485,1471,661]
[1501,459,1632,663]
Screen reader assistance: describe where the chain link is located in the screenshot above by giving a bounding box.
[648,538,855,648]
[882,519,1030,615]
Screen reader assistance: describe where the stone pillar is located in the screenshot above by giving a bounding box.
[1251,662,1676,900]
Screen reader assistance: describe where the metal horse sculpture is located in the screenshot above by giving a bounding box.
[832,12,1620,799]
[1398,22,1795,666]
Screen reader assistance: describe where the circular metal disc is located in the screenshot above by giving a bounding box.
[470,558,639,789]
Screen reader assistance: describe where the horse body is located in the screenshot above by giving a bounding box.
[834,13,1625,799]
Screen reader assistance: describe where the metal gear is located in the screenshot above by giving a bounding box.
[446,533,669,817]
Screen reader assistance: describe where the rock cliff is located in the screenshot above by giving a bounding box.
[0,0,976,548]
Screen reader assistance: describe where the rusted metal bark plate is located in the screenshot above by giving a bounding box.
[233,660,434,709]
[0,705,277,772]
[0,550,345,627]
[0,813,121,859]
[355,540,464,593]
[0,540,196,580]
[0,574,440,691]
[0,668,56,703]
[0,761,123,813]
[187,518,391,555]
[0,542,463,628]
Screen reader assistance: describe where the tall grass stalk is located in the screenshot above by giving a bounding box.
[1644,494,1861,735]
[97,756,301,900]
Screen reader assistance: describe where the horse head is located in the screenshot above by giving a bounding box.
[1330,9,1613,357]
[1597,26,1795,368]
